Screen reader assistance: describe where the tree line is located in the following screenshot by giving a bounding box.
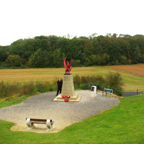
[0,34,144,68]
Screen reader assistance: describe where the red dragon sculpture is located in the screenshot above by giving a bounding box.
[64,56,73,74]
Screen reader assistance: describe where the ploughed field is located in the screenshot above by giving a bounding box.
[109,64,144,76]
[0,65,144,92]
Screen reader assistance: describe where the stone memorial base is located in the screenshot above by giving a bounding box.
[53,93,82,102]
[53,74,82,102]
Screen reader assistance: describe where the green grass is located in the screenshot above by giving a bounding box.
[0,94,144,143]
[104,67,144,92]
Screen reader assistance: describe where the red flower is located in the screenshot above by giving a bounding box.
[64,99,69,102]
[62,96,70,100]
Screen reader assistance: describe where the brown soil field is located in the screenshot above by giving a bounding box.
[109,64,144,76]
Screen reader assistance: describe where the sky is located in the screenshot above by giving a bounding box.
[0,0,144,46]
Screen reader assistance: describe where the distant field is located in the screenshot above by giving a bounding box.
[109,64,144,76]
[0,67,112,82]
[0,66,144,92]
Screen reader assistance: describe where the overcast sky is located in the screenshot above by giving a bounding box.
[0,0,144,46]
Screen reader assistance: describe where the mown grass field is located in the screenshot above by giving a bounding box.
[0,66,144,92]
[0,94,144,144]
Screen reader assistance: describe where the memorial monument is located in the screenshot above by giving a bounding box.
[53,56,82,102]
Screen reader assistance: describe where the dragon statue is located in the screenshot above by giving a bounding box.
[64,56,73,74]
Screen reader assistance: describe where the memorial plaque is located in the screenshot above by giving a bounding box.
[104,88,113,93]
[91,87,94,91]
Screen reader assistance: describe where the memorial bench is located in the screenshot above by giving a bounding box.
[26,118,54,130]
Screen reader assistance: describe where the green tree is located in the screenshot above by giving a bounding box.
[10,39,25,58]
[84,39,94,54]
[0,46,9,62]
[52,48,65,67]
[10,37,51,62]
[126,38,141,64]
[6,55,21,66]
[111,33,117,38]
[105,72,124,95]
[96,55,102,65]
[29,49,51,68]
[120,55,127,64]
[118,38,131,60]
[101,53,110,65]
[83,57,90,66]
[89,55,97,65]
[131,46,141,63]
[139,54,144,63]
[47,35,59,51]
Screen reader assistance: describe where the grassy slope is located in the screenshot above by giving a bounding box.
[105,67,144,92]
[0,66,144,91]
[0,94,144,144]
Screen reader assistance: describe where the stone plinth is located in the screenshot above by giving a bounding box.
[53,74,81,102]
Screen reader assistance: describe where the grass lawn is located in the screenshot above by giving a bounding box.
[0,94,144,144]
[0,66,144,92]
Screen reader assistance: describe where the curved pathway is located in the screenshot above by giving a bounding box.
[0,90,119,133]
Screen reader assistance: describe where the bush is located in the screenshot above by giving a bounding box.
[73,75,81,86]
[80,83,103,90]
[72,59,81,67]
[73,75,105,90]
[0,81,20,97]
[74,75,105,87]
[73,73,124,96]
[113,88,124,96]
[95,75,105,86]
[0,80,55,98]
[49,86,54,91]
[105,72,124,96]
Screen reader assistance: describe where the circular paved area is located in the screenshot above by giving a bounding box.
[0,90,119,133]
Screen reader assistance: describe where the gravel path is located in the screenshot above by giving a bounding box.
[0,90,119,133]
